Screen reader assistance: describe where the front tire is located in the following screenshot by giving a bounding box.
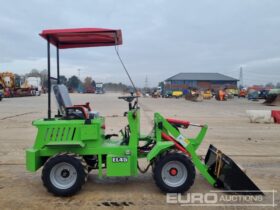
[42,153,88,196]
[153,153,195,193]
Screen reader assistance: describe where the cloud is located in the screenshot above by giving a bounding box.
[0,0,280,86]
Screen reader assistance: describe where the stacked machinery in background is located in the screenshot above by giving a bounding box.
[0,72,41,97]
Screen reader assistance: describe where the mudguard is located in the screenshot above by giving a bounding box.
[147,141,174,161]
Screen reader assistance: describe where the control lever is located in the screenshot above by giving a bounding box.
[118,95,139,110]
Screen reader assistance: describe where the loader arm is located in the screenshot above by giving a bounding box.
[147,113,263,194]
[147,112,216,186]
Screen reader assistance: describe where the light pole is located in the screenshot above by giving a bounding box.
[78,69,81,80]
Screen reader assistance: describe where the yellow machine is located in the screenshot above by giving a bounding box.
[226,88,238,96]
[0,72,15,88]
[0,72,15,97]
[203,90,212,99]
[172,91,183,98]
[0,72,36,97]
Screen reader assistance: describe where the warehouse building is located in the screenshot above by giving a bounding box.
[165,73,238,92]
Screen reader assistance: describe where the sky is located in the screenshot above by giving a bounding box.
[0,0,280,87]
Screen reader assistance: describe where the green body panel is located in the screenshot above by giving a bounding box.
[26,107,216,186]
[26,148,41,171]
[147,141,174,161]
[106,154,132,176]
[26,110,140,177]
[32,117,104,150]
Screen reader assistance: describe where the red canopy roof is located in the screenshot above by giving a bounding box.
[40,28,122,49]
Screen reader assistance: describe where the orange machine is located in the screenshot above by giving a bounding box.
[215,89,227,101]
[238,89,247,98]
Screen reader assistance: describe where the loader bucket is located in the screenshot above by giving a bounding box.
[205,144,263,195]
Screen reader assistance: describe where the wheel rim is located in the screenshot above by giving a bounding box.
[161,161,188,187]
[50,162,77,190]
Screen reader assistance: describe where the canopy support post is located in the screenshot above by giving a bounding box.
[56,46,60,84]
[47,36,51,119]
[56,45,61,117]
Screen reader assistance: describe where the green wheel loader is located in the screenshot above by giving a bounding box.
[26,28,263,196]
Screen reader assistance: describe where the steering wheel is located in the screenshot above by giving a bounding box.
[118,95,139,111]
[118,96,138,103]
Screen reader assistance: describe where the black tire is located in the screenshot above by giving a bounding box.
[153,153,195,193]
[42,153,88,196]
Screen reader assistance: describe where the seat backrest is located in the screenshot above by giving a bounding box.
[53,84,73,115]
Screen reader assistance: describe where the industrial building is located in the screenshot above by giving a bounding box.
[164,72,238,92]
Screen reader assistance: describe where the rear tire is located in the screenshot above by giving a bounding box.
[153,153,195,193]
[42,153,88,196]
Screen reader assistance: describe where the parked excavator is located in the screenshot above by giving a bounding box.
[0,72,39,97]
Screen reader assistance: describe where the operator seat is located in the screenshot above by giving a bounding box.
[53,84,99,119]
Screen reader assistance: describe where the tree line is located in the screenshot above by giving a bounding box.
[24,69,131,92]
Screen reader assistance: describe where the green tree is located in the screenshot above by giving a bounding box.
[84,77,92,87]
[40,70,48,88]
[103,82,130,92]
[27,69,41,77]
[91,80,96,88]
[59,75,68,85]
[265,82,275,88]
[68,76,81,90]
[83,77,95,92]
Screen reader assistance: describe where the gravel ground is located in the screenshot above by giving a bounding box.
[0,93,279,209]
